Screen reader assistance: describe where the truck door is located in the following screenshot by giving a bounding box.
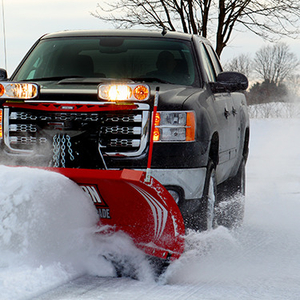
[198,43,238,182]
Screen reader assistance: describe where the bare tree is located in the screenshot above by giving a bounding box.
[286,74,300,100]
[224,54,252,79]
[92,0,300,57]
[253,43,299,85]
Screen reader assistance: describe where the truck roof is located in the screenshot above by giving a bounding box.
[41,29,206,42]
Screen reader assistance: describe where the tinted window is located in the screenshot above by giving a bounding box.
[205,44,222,74]
[199,43,217,82]
[13,37,197,86]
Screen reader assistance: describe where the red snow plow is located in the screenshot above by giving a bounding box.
[47,167,185,261]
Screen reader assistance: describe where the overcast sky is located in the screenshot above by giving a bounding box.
[1,0,299,75]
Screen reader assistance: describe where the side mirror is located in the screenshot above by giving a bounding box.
[210,71,248,93]
[0,68,8,80]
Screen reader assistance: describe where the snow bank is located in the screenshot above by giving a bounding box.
[248,102,300,118]
[0,166,98,264]
[0,166,147,300]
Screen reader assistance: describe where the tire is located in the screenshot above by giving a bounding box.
[198,160,217,231]
[180,160,217,231]
[148,256,170,279]
[228,158,246,196]
[109,256,139,279]
[216,158,246,228]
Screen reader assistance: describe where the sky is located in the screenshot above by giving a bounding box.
[0,0,299,76]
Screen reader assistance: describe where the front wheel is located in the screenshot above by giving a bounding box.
[180,160,217,231]
[198,160,217,231]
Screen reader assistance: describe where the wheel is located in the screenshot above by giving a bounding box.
[202,160,217,230]
[216,158,246,228]
[180,160,217,231]
[108,255,139,279]
[227,157,246,196]
[148,256,170,279]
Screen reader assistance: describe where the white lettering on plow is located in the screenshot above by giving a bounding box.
[80,185,102,203]
[98,208,111,219]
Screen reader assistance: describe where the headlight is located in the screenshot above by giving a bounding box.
[153,111,196,142]
[0,82,39,99]
[98,84,150,101]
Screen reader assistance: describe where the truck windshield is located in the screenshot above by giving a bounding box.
[13,36,197,86]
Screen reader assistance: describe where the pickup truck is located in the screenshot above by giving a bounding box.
[0,29,249,234]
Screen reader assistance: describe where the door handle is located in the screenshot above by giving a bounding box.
[232,107,237,116]
[224,108,230,119]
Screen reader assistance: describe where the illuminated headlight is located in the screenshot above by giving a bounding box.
[153,111,196,142]
[0,82,39,99]
[98,84,150,101]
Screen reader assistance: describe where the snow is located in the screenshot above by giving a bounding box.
[1,118,300,299]
[0,167,147,299]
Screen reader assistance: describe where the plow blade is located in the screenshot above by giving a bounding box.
[47,168,185,261]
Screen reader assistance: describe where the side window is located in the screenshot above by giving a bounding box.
[205,44,222,74]
[199,43,216,82]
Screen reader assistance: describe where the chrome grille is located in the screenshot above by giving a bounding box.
[104,114,142,123]
[109,138,140,148]
[9,124,38,133]
[10,111,99,122]
[99,111,148,153]
[10,112,38,121]
[9,136,47,145]
[4,107,149,156]
[102,126,141,135]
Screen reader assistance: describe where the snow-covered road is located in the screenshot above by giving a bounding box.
[1,118,300,300]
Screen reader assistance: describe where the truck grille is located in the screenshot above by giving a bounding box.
[4,107,149,156]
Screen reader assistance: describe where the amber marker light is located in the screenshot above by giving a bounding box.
[0,84,4,97]
[153,112,161,142]
[133,85,149,101]
[98,83,150,101]
[0,109,3,139]
[186,111,196,141]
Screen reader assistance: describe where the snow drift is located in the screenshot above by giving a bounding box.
[0,166,98,265]
[0,166,148,300]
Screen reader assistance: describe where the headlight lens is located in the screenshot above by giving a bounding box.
[0,82,39,99]
[98,84,150,101]
[153,111,196,142]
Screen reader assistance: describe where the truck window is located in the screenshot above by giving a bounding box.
[198,43,217,82]
[13,37,198,86]
[204,44,222,75]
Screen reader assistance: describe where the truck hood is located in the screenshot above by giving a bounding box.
[37,78,201,109]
